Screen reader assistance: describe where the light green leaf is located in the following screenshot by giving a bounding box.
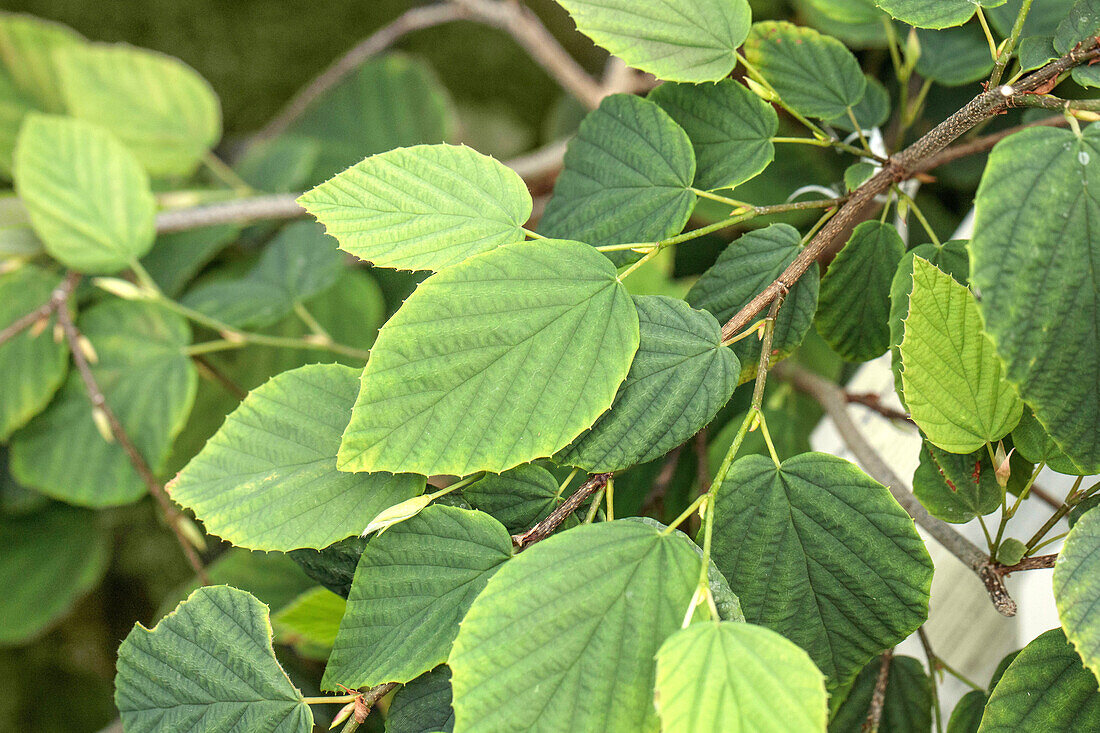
[874,0,1006,29]
[299,144,530,272]
[829,655,933,733]
[323,506,512,690]
[1055,508,1100,684]
[817,221,905,362]
[450,520,700,733]
[655,622,828,733]
[287,53,455,182]
[948,690,988,733]
[273,586,346,649]
[0,265,68,440]
[913,441,1003,523]
[387,666,455,733]
[462,463,568,534]
[10,300,196,507]
[0,67,31,176]
[970,118,1100,472]
[1011,409,1085,475]
[979,628,1100,731]
[170,364,423,551]
[901,257,1022,454]
[0,505,109,645]
[916,26,996,85]
[554,0,751,83]
[649,79,777,191]
[338,239,639,476]
[888,240,969,404]
[744,21,867,120]
[710,452,934,690]
[561,295,739,472]
[56,43,221,177]
[0,13,84,113]
[687,224,820,383]
[14,114,156,274]
[540,94,696,249]
[115,585,313,733]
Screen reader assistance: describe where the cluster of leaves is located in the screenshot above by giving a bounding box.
[3,0,1100,731]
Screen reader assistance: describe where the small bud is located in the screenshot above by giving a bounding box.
[91,407,115,443]
[363,494,434,536]
[905,27,922,65]
[1071,110,1100,122]
[330,701,356,729]
[0,259,23,276]
[744,77,778,103]
[303,333,331,346]
[177,515,208,551]
[994,443,1013,489]
[29,314,50,338]
[221,330,247,344]
[94,277,151,301]
[996,538,1027,566]
[78,335,99,364]
[53,322,64,343]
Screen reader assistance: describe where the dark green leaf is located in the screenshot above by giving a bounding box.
[1054,508,1100,684]
[289,535,368,599]
[829,655,933,733]
[462,463,564,534]
[386,666,455,733]
[913,441,1003,523]
[947,690,988,733]
[916,26,996,85]
[1055,0,1100,53]
[1011,409,1085,475]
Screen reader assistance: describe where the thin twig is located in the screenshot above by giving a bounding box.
[641,446,684,515]
[55,290,209,584]
[513,473,611,549]
[775,362,1017,616]
[916,628,944,733]
[863,650,894,733]
[693,429,711,495]
[995,553,1058,575]
[719,40,1100,343]
[845,392,913,424]
[0,272,78,347]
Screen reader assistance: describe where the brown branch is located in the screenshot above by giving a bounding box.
[845,392,913,424]
[0,271,78,347]
[513,472,611,549]
[693,429,711,495]
[774,361,1017,616]
[995,553,1058,575]
[916,115,1070,173]
[863,649,894,733]
[55,292,209,584]
[719,39,1100,343]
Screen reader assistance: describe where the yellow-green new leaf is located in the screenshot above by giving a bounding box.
[13,114,156,274]
[115,585,313,733]
[901,258,1022,454]
[655,622,828,733]
[554,0,751,83]
[169,364,425,551]
[299,144,531,272]
[0,13,84,113]
[1055,508,1100,685]
[338,239,639,476]
[57,43,221,177]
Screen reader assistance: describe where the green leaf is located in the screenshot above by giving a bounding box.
[916,25,996,86]
[901,257,1022,454]
[1055,0,1100,53]
[554,0,751,83]
[710,452,934,690]
[338,239,639,476]
[0,13,84,113]
[289,535,368,599]
[1018,36,1059,71]
[287,53,455,182]
[0,265,68,440]
[989,0,1072,36]
[450,520,700,732]
[829,655,933,733]
[687,224,820,383]
[649,79,778,191]
[170,364,424,551]
[825,76,890,133]
[913,441,1003,523]
[141,224,239,298]
[0,67,31,177]
[561,295,739,471]
[323,505,512,689]
[540,94,696,250]
[1011,409,1085,475]
[387,666,455,733]
[817,221,905,362]
[979,628,1100,731]
[888,240,969,404]
[462,463,566,534]
[14,114,156,274]
[744,21,867,120]
[874,0,1006,29]
[970,125,1100,472]
[803,0,886,23]
[10,300,197,507]
[0,505,109,645]
[655,622,828,733]
[115,585,313,733]
[272,586,346,649]
[845,162,877,191]
[56,43,221,177]
[947,690,988,733]
[1054,508,1100,685]
[298,144,531,272]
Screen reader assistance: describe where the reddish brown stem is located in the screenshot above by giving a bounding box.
[513,473,611,550]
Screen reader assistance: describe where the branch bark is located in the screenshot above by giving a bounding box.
[863,650,894,733]
[774,362,1017,616]
[719,39,1100,343]
[55,287,209,584]
[0,271,78,347]
[513,472,610,549]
